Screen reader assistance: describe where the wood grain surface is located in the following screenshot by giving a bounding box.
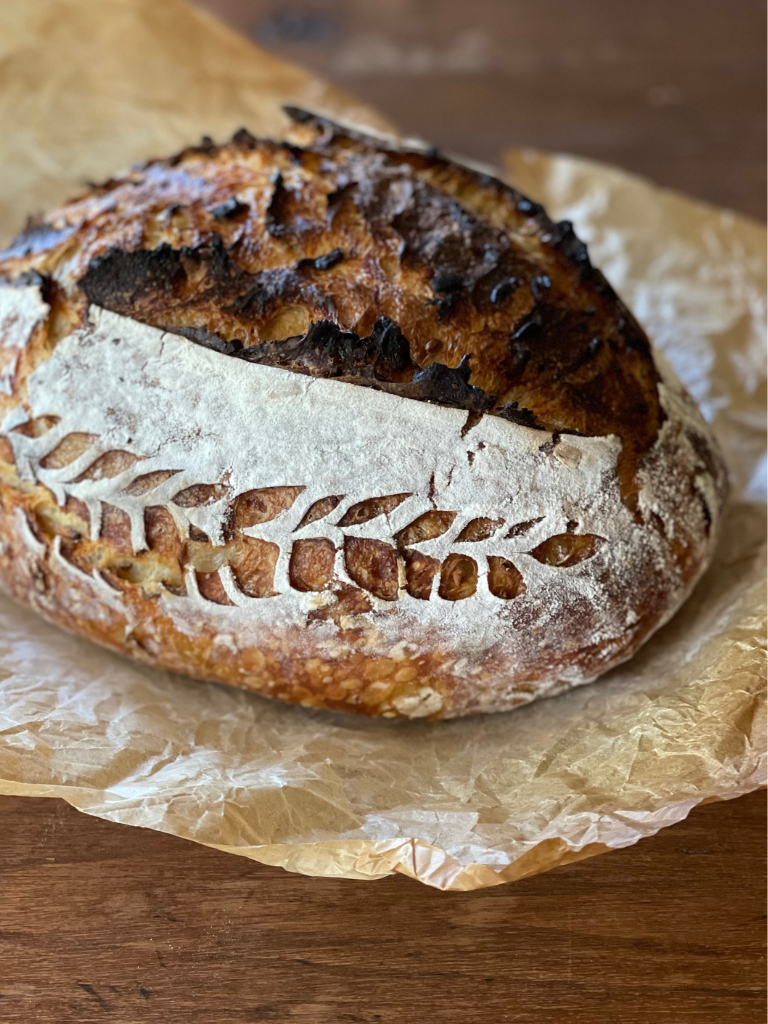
[198,0,766,220]
[2,1,766,1022]
[0,792,765,1023]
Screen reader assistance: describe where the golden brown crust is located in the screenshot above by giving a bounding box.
[0,111,728,718]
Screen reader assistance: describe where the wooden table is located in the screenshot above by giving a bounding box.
[2,791,765,1023]
[2,2,765,1021]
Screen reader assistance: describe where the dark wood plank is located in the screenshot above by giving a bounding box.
[0,792,764,1023]
[195,0,766,220]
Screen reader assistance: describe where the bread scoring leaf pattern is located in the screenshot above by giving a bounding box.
[396,510,456,547]
[295,494,343,530]
[336,494,411,528]
[6,429,607,606]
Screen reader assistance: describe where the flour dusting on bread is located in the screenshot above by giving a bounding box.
[0,111,727,717]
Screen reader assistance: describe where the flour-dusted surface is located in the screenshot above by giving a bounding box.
[0,114,729,716]
[0,282,724,716]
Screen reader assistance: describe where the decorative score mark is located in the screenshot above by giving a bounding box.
[5,429,607,608]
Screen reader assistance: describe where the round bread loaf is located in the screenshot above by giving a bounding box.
[0,109,727,719]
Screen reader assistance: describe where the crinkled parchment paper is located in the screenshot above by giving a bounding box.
[0,0,764,890]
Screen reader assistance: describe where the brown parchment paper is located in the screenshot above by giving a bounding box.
[0,0,765,890]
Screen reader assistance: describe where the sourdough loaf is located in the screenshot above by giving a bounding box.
[0,110,727,718]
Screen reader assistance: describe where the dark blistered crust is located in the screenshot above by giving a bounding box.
[79,243,500,412]
[0,108,663,509]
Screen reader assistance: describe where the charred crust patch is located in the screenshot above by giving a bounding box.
[498,402,542,429]
[299,247,344,271]
[239,317,500,415]
[540,221,591,268]
[264,172,324,238]
[231,127,259,149]
[79,243,190,312]
[392,177,503,296]
[209,198,248,220]
[489,278,520,305]
[228,268,335,322]
[265,173,293,238]
[5,106,668,510]
[502,341,531,379]
[406,356,496,412]
[160,323,243,354]
[530,274,552,300]
[510,310,542,343]
[238,317,413,383]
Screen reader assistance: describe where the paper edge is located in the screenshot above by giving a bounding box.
[4,777,764,890]
[503,145,768,234]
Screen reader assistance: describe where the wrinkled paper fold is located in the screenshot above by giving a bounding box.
[0,0,764,889]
